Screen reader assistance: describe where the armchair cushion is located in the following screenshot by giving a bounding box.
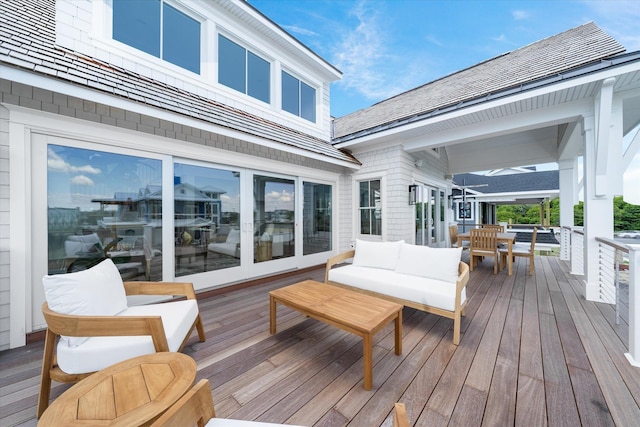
[42,259,127,346]
[56,299,199,374]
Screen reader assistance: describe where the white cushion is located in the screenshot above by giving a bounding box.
[328,265,464,312]
[57,299,199,374]
[207,419,306,426]
[395,244,462,284]
[352,239,404,270]
[42,259,128,346]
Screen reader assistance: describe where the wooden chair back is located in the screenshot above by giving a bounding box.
[469,228,499,274]
[482,224,504,232]
[449,224,459,246]
[470,228,498,251]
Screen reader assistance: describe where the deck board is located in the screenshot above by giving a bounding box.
[1,254,638,426]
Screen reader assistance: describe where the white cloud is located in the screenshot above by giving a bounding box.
[512,10,530,20]
[330,0,426,102]
[580,0,640,51]
[282,24,319,37]
[265,189,294,211]
[71,175,95,186]
[47,147,101,175]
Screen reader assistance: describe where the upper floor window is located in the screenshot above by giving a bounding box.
[112,0,200,74]
[359,179,381,235]
[282,71,316,122]
[218,35,270,103]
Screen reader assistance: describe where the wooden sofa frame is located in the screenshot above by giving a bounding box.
[325,250,470,345]
[38,281,206,419]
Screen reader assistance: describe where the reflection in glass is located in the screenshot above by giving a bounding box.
[254,175,295,263]
[174,164,240,276]
[47,145,162,281]
[303,182,331,255]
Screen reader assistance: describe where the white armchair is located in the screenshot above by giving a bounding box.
[37,258,205,418]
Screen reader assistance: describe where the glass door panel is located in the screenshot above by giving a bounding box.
[253,175,295,263]
[47,145,162,281]
[303,181,332,255]
[173,163,240,276]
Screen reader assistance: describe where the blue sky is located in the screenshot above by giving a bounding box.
[250,0,640,203]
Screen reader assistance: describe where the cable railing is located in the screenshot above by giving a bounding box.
[562,226,638,366]
[595,237,629,323]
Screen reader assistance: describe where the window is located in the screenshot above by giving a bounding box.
[113,0,200,74]
[282,71,316,122]
[359,180,381,235]
[218,35,270,103]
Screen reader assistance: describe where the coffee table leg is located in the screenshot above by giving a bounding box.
[269,295,277,334]
[395,310,402,355]
[363,334,372,390]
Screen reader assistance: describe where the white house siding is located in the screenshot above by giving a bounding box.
[337,144,449,252]
[0,103,9,351]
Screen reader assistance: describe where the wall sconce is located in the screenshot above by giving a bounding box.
[408,184,417,205]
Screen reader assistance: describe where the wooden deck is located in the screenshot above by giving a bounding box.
[2,254,639,426]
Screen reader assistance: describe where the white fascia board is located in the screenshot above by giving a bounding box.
[2,66,358,170]
[335,62,640,150]
[470,190,560,200]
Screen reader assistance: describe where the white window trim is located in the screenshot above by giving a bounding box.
[353,172,386,240]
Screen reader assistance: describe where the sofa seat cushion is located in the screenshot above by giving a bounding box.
[208,242,239,257]
[56,299,199,374]
[328,265,465,312]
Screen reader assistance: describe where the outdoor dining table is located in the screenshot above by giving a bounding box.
[457,231,517,275]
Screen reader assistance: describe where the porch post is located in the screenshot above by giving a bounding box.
[626,245,640,367]
[582,79,622,301]
[558,159,577,262]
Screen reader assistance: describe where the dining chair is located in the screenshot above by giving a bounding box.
[500,227,537,275]
[482,224,504,232]
[38,258,206,418]
[449,224,468,250]
[469,228,499,274]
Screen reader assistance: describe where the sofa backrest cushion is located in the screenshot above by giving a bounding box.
[353,239,404,270]
[395,244,462,284]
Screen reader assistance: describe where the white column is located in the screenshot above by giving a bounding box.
[558,159,577,262]
[626,245,640,367]
[582,79,622,301]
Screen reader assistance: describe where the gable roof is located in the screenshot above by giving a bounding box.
[0,0,359,167]
[333,22,625,141]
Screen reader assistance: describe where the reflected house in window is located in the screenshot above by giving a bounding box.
[92,182,223,249]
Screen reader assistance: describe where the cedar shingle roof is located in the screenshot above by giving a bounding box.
[0,0,359,166]
[333,22,625,141]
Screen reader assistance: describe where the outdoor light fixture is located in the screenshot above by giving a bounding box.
[408,184,417,205]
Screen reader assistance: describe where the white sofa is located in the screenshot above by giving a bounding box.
[325,240,470,345]
[208,228,240,258]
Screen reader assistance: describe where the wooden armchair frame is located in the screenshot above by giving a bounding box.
[38,281,205,419]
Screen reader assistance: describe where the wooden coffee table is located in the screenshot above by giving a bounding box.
[38,352,196,427]
[269,280,402,390]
